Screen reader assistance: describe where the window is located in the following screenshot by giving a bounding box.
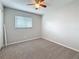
[15,16,32,28]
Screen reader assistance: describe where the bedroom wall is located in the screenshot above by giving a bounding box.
[4,7,42,45]
[42,0,79,51]
[0,2,3,49]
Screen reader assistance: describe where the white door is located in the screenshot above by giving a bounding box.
[0,9,3,49]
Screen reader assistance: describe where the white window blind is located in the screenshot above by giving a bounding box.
[15,16,32,28]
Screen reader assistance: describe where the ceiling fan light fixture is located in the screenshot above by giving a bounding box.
[35,4,40,8]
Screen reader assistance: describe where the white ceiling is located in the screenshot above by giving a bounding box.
[0,0,77,15]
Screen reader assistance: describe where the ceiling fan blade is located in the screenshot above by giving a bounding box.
[40,4,47,8]
[40,0,44,2]
[27,4,34,5]
[35,0,39,3]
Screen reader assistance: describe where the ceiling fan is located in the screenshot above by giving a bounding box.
[27,0,47,9]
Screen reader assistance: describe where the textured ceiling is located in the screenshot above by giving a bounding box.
[1,0,77,15]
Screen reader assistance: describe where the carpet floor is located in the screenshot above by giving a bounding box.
[0,38,79,59]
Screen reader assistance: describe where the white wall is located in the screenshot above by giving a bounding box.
[42,0,79,51]
[4,8,42,45]
[0,3,3,49]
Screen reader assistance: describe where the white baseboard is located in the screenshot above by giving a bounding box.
[5,35,79,53]
[42,36,79,52]
[7,36,41,46]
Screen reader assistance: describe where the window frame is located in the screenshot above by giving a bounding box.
[14,16,32,29]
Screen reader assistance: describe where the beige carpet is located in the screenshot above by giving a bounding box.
[0,38,79,59]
